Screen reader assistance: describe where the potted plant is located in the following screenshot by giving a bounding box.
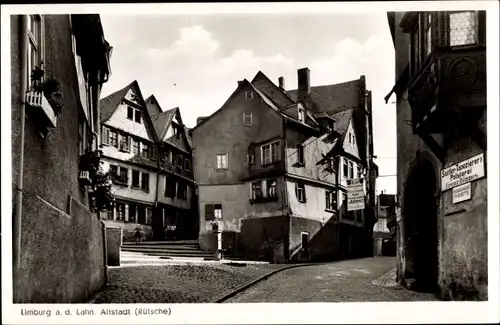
[30,66,64,115]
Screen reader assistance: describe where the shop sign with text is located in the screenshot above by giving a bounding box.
[441,153,485,191]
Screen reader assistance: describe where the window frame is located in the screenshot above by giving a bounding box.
[348,161,354,179]
[119,133,130,152]
[296,182,306,203]
[141,172,149,192]
[251,181,263,200]
[127,106,134,120]
[261,140,281,165]
[298,108,305,122]
[131,170,140,188]
[449,11,479,48]
[135,109,142,123]
[343,159,349,179]
[266,179,277,198]
[245,91,254,100]
[110,130,118,148]
[216,153,228,170]
[325,189,337,211]
[296,144,305,166]
[165,175,177,198]
[27,15,44,89]
[243,112,253,126]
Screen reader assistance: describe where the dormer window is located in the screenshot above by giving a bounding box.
[245,91,254,100]
[298,108,305,122]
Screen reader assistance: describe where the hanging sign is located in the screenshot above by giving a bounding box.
[347,178,365,211]
[441,153,485,192]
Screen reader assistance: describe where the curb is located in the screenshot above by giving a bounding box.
[211,262,325,303]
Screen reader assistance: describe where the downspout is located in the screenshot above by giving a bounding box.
[336,155,341,259]
[14,16,28,279]
[283,119,291,262]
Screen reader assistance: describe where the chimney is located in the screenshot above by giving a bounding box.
[196,116,208,125]
[278,76,285,90]
[297,67,311,110]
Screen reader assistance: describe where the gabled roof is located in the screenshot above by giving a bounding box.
[287,78,362,114]
[144,95,163,117]
[99,80,159,142]
[151,107,177,141]
[251,71,295,107]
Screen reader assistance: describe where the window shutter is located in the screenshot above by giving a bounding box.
[101,127,109,145]
[438,11,448,47]
[205,204,215,220]
[477,11,486,46]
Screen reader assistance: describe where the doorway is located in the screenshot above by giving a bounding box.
[403,159,439,292]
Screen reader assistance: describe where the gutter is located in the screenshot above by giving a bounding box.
[14,15,28,278]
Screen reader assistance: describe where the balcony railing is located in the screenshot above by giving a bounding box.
[25,90,57,129]
[408,46,486,134]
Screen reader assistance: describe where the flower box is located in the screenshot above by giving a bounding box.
[78,170,92,186]
[25,90,57,129]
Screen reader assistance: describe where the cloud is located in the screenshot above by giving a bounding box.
[100,20,397,193]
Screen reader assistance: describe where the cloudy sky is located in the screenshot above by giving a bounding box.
[100,13,397,194]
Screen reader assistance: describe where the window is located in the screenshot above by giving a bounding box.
[119,134,129,152]
[216,154,228,169]
[214,204,223,219]
[450,11,478,47]
[267,179,277,198]
[110,131,118,148]
[251,181,263,200]
[137,206,146,224]
[243,113,252,126]
[119,167,128,184]
[165,176,176,198]
[142,142,149,158]
[301,232,310,252]
[101,126,110,146]
[424,13,433,56]
[141,173,149,192]
[343,159,349,178]
[135,110,142,123]
[27,15,43,87]
[246,154,255,164]
[261,141,280,165]
[177,155,183,168]
[326,190,337,211]
[146,208,153,225]
[78,118,85,155]
[129,204,136,223]
[245,91,253,100]
[205,204,222,220]
[357,165,362,178]
[110,165,118,181]
[184,159,191,171]
[132,170,140,187]
[296,182,306,203]
[132,138,140,155]
[177,181,187,199]
[127,106,134,120]
[297,144,304,166]
[116,203,125,221]
[298,108,305,122]
[348,133,352,144]
[349,161,354,179]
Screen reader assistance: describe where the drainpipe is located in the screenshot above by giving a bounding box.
[335,155,341,259]
[14,16,28,278]
[283,119,291,262]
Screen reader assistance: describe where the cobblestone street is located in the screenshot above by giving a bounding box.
[92,262,287,303]
[226,257,438,302]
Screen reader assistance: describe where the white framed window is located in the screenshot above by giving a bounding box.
[27,15,44,87]
[216,153,228,169]
[349,161,354,179]
[449,11,478,47]
[343,159,349,178]
[267,179,277,198]
[251,181,263,200]
[243,113,252,126]
[119,134,130,152]
[325,189,337,211]
[127,106,134,120]
[251,179,278,201]
[110,130,118,148]
[296,144,305,166]
[127,106,142,124]
[295,182,306,203]
[245,91,254,100]
[298,108,305,122]
[142,142,149,158]
[132,138,140,155]
[261,141,280,165]
[246,154,255,164]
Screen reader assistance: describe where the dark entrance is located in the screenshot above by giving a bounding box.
[403,160,439,293]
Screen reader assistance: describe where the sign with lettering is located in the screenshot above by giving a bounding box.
[452,182,472,204]
[347,178,365,211]
[441,153,485,192]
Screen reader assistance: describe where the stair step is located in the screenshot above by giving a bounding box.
[122,240,198,245]
[122,245,200,251]
[122,252,214,258]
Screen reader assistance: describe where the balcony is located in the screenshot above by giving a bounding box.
[25,90,57,129]
[158,159,194,181]
[408,46,486,135]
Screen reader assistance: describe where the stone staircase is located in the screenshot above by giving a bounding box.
[120,240,214,263]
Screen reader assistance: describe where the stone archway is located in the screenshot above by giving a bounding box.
[403,159,439,292]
